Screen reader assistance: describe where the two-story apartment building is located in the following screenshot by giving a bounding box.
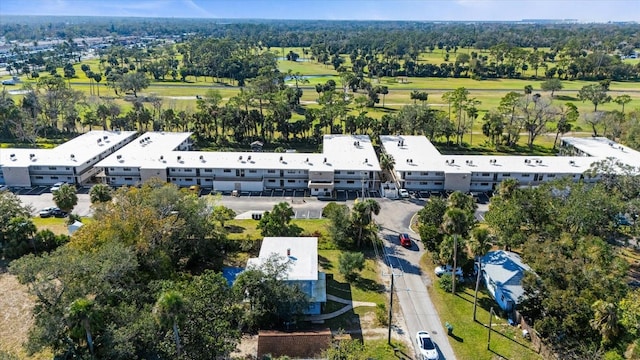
[0,131,137,188]
[95,132,381,196]
[380,135,639,193]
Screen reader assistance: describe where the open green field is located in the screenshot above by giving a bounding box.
[3,46,639,150]
[421,255,542,360]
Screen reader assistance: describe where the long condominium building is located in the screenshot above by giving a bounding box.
[380,135,640,193]
[94,132,381,196]
[0,131,137,187]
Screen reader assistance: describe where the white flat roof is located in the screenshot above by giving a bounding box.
[95,131,192,168]
[380,135,627,175]
[96,132,381,172]
[247,237,318,281]
[0,131,137,168]
[562,137,640,169]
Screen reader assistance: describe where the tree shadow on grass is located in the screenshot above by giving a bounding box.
[319,255,333,270]
[225,225,245,234]
[554,94,577,101]
[353,276,385,293]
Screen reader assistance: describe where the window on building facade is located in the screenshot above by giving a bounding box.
[347,171,355,175]
[223,169,231,173]
[347,180,354,184]
[48,166,57,170]
[204,169,212,173]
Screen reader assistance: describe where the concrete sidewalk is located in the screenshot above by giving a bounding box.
[305,294,376,321]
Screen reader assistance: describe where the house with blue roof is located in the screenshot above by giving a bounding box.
[480,250,532,312]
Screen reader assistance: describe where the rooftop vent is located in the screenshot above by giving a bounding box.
[569,160,575,165]
[238,155,243,161]
[364,158,368,163]
[536,159,542,164]
[70,154,75,159]
[177,156,182,161]
[490,159,497,164]
[199,155,204,161]
[30,154,35,159]
[466,160,473,165]
[323,157,327,163]
[524,159,530,164]
[10,153,15,158]
[103,136,108,140]
[279,156,283,162]
[116,155,122,160]
[247,155,252,161]
[97,138,101,143]
[160,155,164,161]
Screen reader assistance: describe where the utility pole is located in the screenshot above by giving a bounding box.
[387,270,395,345]
[487,307,494,350]
[473,260,482,321]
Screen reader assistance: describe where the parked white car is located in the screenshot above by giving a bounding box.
[434,265,463,277]
[399,188,410,198]
[50,182,65,192]
[416,331,439,360]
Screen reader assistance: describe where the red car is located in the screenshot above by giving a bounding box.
[399,233,411,248]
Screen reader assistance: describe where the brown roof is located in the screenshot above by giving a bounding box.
[257,329,331,359]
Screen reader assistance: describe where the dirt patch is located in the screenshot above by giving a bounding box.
[0,273,35,356]
[231,334,258,359]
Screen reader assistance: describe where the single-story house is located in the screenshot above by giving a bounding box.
[247,237,326,315]
[480,250,532,312]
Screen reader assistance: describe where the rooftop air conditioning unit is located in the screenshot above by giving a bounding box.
[364,158,368,163]
[199,155,204,161]
[70,154,75,159]
[117,155,122,160]
[279,156,283,162]
[30,154,35,159]
[177,156,182,161]
[160,155,164,161]
[248,156,252,161]
[239,155,243,161]
[323,157,327,163]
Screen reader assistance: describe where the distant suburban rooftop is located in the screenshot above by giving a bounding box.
[0,130,137,167]
[96,132,381,172]
[380,135,639,175]
[561,136,640,169]
[481,250,532,305]
[247,237,318,281]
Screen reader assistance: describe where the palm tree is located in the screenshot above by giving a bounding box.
[378,152,395,182]
[53,184,78,214]
[67,297,96,357]
[497,178,519,199]
[352,199,381,248]
[469,228,492,320]
[89,184,113,204]
[590,300,620,345]
[441,208,469,293]
[154,290,186,357]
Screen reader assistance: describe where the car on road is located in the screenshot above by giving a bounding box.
[39,207,58,218]
[50,182,65,192]
[399,188,410,198]
[399,233,412,248]
[434,264,463,277]
[416,331,439,360]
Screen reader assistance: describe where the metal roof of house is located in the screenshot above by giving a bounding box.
[0,130,137,168]
[247,237,318,281]
[480,250,532,305]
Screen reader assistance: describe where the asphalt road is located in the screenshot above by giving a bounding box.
[375,197,457,360]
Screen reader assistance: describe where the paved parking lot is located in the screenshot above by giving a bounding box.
[16,191,94,217]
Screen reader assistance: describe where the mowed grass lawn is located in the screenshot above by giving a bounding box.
[422,255,542,360]
[32,216,94,235]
